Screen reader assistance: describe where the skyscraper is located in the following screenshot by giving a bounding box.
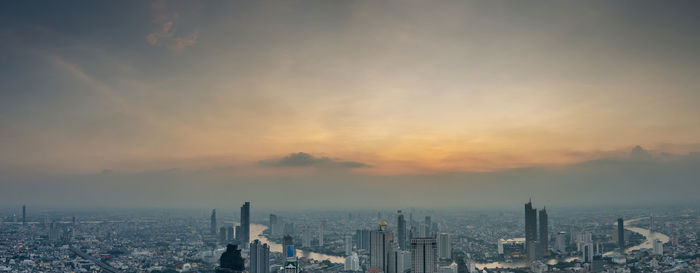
[283,235,295,259]
[345,234,353,255]
[250,239,270,273]
[211,209,217,235]
[370,221,393,272]
[425,216,432,237]
[319,220,326,247]
[357,229,371,250]
[538,207,548,257]
[345,252,361,271]
[524,199,538,260]
[270,214,278,236]
[22,205,26,226]
[617,218,624,251]
[397,211,407,250]
[438,233,451,259]
[240,202,250,245]
[302,226,311,248]
[220,227,227,243]
[411,237,437,273]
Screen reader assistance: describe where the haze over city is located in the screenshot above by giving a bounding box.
[2,1,700,209]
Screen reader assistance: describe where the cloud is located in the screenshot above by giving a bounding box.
[258,152,370,169]
[146,0,197,53]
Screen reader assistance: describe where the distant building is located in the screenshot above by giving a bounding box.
[653,239,663,255]
[438,233,451,259]
[22,205,26,226]
[424,216,432,237]
[240,202,250,245]
[302,226,311,248]
[345,234,353,255]
[345,253,361,271]
[283,235,295,259]
[319,220,326,247]
[555,232,567,253]
[411,237,437,273]
[538,207,548,257]
[269,214,278,236]
[524,199,538,260]
[211,209,217,235]
[391,249,411,273]
[249,240,270,273]
[617,218,625,251]
[357,229,371,250]
[220,227,227,243]
[226,226,234,242]
[582,243,594,263]
[397,211,407,250]
[370,221,393,272]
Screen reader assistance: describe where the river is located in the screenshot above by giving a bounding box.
[249,224,345,263]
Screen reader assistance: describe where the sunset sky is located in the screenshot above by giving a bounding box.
[1,1,699,208]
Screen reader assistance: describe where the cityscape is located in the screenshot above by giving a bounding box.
[1,1,700,273]
[1,202,698,273]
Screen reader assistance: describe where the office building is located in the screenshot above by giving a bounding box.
[538,207,548,257]
[370,221,393,272]
[411,237,437,273]
[345,253,361,271]
[270,214,278,236]
[653,239,663,255]
[302,226,311,248]
[398,211,407,249]
[211,209,217,235]
[438,233,451,259]
[525,199,538,260]
[250,239,270,273]
[319,220,326,247]
[357,229,371,250]
[345,234,353,255]
[617,218,625,250]
[283,235,295,259]
[240,202,250,245]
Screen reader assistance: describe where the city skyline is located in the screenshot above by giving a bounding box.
[1,1,700,209]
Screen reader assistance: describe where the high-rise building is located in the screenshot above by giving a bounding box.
[411,237,437,273]
[220,227,227,243]
[284,223,295,236]
[270,214,278,236]
[555,232,567,253]
[345,234,353,255]
[240,202,250,245]
[538,208,548,257]
[425,216,432,237]
[438,233,451,259]
[22,205,26,226]
[582,243,594,263]
[617,218,625,251]
[345,252,361,271]
[48,221,60,242]
[283,235,295,259]
[357,229,371,250]
[211,209,217,235]
[370,221,393,272]
[235,225,241,242]
[250,239,270,273]
[302,226,311,248]
[319,220,326,247]
[392,250,411,273]
[524,199,538,260]
[653,239,663,255]
[227,226,234,242]
[397,211,407,250]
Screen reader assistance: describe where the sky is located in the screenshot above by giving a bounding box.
[1,1,699,209]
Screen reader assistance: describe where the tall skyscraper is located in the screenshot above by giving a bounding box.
[370,221,393,272]
[319,220,326,247]
[397,211,407,250]
[283,235,295,259]
[524,199,538,260]
[240,202,250,245]
[538,207,548,257]
[357,229,371,250]
[250,239,270,273]
[302,226,311,248]
[411,237,437,273]
[425,216,432,237]
[227,226,234,242]
[211,209,217,235]
[22,205,26,226]
[270,214,278,235]
[345,234,353,255]
[438,233,451,259]
[617,218,625,250]
[345,252,361,271]
[220,227,227,243]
